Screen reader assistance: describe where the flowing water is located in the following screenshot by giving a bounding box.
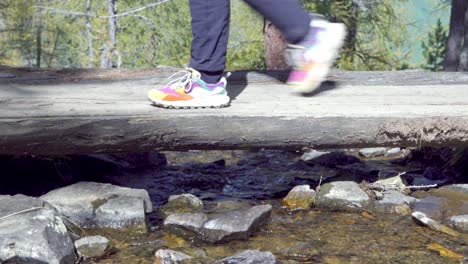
[1,149,466,263]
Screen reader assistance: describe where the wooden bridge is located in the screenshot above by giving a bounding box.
[1,67,468,155]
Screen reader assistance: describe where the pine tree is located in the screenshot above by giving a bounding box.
[422,19,448,71]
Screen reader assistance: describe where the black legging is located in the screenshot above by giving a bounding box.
[188,0,311,83]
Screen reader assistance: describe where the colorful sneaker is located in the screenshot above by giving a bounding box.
[148,68,230,109]
[286,20,346,93]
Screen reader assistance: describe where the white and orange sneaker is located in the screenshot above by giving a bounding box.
[286,20,346,93]
[148,68,230,109]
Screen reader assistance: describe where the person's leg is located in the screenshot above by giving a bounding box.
[188,0,230,83]
[244,0,346,93]
[243,0,311,44]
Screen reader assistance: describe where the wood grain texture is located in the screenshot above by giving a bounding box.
[1,69,468,154]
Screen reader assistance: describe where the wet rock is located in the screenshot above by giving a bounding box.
[374,190,417,215]
[40,182,152,231]
[411,211,461,237]
[385,148,402,157]
[162,194,204,217]
[164,205,273,243]
[411,197,447,222]
[439,184,468,193]
[447,215,468,232]
[316,181,370,209]
[359,147,387,158]
[74,235,112,259]
[278,241,323,262]
[216,250,277,264]
[155,249,192,264]
[0,194,45,216]
[371,175,408,192]
[201,204,272,243]
[301,150,329,161]
[164,212,208,238]
[0,208,77,264]
[282,185,316,210]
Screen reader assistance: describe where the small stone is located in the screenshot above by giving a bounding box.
[358,147,387,158]
[164,212,208,238]
[447,215,468,232]
[201,204,272,243]
[371,175,408,192]
[385,148,402,157]
[74,235,112,259]
[412,211,461,237]
[154,249,192,264]
[316,181,371,210]
[282,185,316,210]
[216,250,277,264]
[300,150,329,161]
[40,182,152,232]
[374,190,417,215]
[162,194,204,217]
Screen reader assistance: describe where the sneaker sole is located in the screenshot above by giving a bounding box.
[291,23,347,93]
[148,94,231,109]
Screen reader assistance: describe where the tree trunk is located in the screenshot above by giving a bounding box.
[101,0,117,68]
[86,0,94,68]
[444,0,467,71]
[264,20,289,70]
[35,0,43,68]
[458,6,468,71]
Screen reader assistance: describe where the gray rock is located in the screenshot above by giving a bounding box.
[411,196,447,222]
[377,190,417,205]
[154,249,192,264]
[385,148,402,157]
[282,185,316,210]
[201,204,272,243]
[359,147,387,158]
[216,250,277,264]
[440,184,468,193]
[40,182,152,231]
[0,194,45,218]
[164,205,272,243]
[162,194,204,217]
[300,150,329,161]
[164,212,208,237]
[75,235,112,259]
[0,208,77,264]
[447,215,468,232]
[374,190,417,214]
[316,181,371,209]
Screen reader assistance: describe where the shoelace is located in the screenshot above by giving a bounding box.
[164,67,195,93]
[164,68,232,93]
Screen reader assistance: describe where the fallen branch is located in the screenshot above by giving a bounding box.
[34,0,171,19]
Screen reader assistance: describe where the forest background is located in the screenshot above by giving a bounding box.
[0,0,457,71]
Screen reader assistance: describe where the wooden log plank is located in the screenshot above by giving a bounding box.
[0,69,468,155]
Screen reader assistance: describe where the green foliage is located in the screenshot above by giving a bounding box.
[421,18,447,71]
[0,0,264,70]
[302,0,411,71]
